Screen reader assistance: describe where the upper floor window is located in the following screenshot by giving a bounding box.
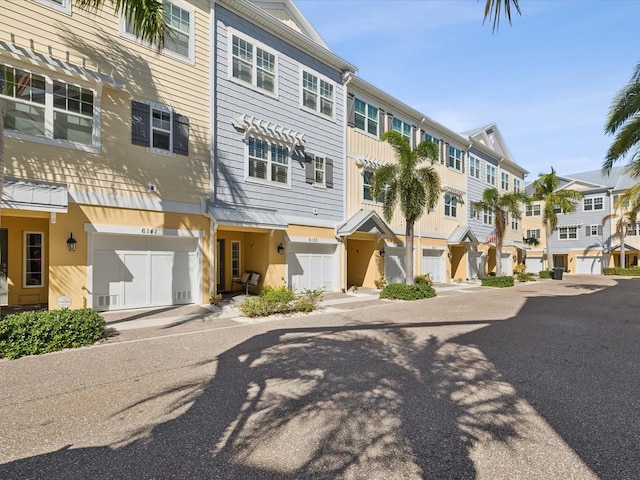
[1,64,97,149]
[583,197,603,211]
[35,0,71,14]
[354,98,378,136]
[526,204,541,216]
[585,225,602,237]
[513,178,521,193]
[123,0,194,62]
[526,229,540,239]
[628,222,639,236]
[444,193,458,218]
[424,132,440,145]
[363,170,383,203]
[231,33,276,94]
[483,208,493,225]
[558,226,578,240]
[512,216,520,231]
[486,164,496,186]
[132,101,189,155]
[469,156,480,179]
[301,70,334,118]
[247,137,288,185]
[501,172,509,190]
[392,117,412,143]
[447,146,462,171]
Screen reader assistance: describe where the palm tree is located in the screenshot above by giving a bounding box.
[603,61,640,177]
[603,189,640,268]
[473,188,529,276]
[371,131,440,285]
[531,168,583,270]
[483,0,522,31]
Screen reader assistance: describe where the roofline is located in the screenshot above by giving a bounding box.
[466,137,529,175]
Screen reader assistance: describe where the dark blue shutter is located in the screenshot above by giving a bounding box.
[347,93,355,127]
[305,155,314,184]
[131,101,150,147]
[173,114,189,156]
[379,109,386,134]
[325,158,334,188]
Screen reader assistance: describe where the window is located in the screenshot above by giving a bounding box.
[392,117,412,143]
[314,156,325,186]
[35,0,71,14]
[231,33,276,94]
[301,70,333,117]
[526,229,540,239]
[363,170,383,203]
[1,64,97,148]
[501,172,509,190]
[558,226,578,240]
[24,232,43,288]
[513,178,521,193]
[131,101,189,155]
[424,132,440,145]
[469,156,480,179]
[526,204,541,216]
[123,0,194,61]
[583,197,604,211]
[354,98,378,136]
[247,137,288,184]
[483,208,494,225]
[486,164,496,186]
[231,241,241,278]
[512,216,519,231]
[585,225,602,237]
[444,193,458,218]
[447,146,462,171]
[628,222,639,236]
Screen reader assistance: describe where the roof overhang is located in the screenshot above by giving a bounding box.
[447,226,478,245]
[208,204,287,230]
[337,209,395,239]
[2,177,68,213]
[610,243,639,251]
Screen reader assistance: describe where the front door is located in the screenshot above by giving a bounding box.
[0,229,7,305]
[216,240,225,292]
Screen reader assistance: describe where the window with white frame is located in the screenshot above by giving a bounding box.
[354,98,378,136]
[511,216,519,231]
[513,178,521,193]
[558,226,578,240]
[123,0,194,61]
[231,33,276,94]
[314,155,325,186]
[392,117,412,142]
[24,232,43,288]
[585,225,602,237]
[469,156,480,179]
[444,193,458,218]
[363,170,384,203]
[35,0,71,14]
[301,70,334,117]
[131,101,189,155]
[526,204,541,216]
[483,208,494,225]
[231,241,241,278]
[583,197,604,211]
[247,137,288,184]
[501,172,509,190]
[447,146,462,171]
[486,164,496,186]
[424,132,440,145]
[526,229,540,239]
[628,222,639,236]
[1,64,97,148]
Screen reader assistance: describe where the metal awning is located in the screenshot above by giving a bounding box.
[232,114,304,149]
[208,204,287,230]
[2,177,68,212]
[337,209,395,239]
[505,240,529,250]
[446,226,478,245]
[442,184,466,197]
[354,156,386,170]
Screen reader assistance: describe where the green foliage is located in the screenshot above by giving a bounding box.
[516,272,536,282]
[0,309,105,359]
[481,276,515,288]
[603,267,640,276]
[373,277,387,289]
[539,270,553,279]
[513,264,526,275]
[379,282,436,300]
[414,274,432,286]
[239,286,324,318]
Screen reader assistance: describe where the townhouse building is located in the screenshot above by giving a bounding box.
[522,166,639,274]
[463,125,528,277]
[1,0,212,311]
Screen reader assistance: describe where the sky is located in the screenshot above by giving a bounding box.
[294,0,640,180]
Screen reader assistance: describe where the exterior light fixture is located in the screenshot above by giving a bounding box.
[448,251,453,259]
[379,247,385,257]
[277,242,285,255]
[66,233,77,252]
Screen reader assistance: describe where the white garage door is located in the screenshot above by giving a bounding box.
[575,256,603,274]
[525,256,544,274]
[385,247,407,284]
[501,253,513,276]
[287,243,338,292]
[93,234,199,311]
[422,249,446,283]
[469,251,485,279]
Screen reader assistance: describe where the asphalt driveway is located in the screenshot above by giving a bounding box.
[1,275,638,479]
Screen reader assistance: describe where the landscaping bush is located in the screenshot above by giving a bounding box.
[516,272,536,282]
[414,274,432,286]
[513,264,526,275]
[539,270,553,279]
[0,309,105,359]
[239,286,324,317]
[481,276,515,288]
[379,282,436,300]
[603,267,640,276]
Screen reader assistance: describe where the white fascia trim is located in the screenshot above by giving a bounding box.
[69,189,202,215]
[281,215,341,229]
[84,223,204,238]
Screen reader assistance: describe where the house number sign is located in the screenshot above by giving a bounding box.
[308,237,318,243]
[141,228,160,235]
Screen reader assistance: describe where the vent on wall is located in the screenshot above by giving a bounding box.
[97,295,119,307]
[175,290,192,302]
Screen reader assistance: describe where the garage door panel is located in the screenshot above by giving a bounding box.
[422,249,445,283]
[525,257,544,273]
[385,248,406,284]
[94,251,123,309]
[501,253,513,276]
[122,253,149,308]
[150,253,173,305]
[576,256,602,274]
[287,243,338,292]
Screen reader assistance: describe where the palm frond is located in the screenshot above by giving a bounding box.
[483,0,521,32]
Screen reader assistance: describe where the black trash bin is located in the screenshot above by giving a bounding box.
[553,267,564,280]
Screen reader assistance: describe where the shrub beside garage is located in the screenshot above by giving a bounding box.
[481,276,515,288]
[0,309,105,359]
[379,282,436,300]
[603,267,640,276]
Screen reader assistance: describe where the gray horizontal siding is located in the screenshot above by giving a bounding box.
[468,148,499,240]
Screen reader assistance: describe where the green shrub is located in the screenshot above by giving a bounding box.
[414,274,432,286]
[239,286,324,317]
[0,309,105,359]
[516,272,536,282]
[539,270,553,279]
[513,264,526,275]
[379,282,436,300]
[373,277,387,289]
[481,276,515,288]
[603,267,640,276]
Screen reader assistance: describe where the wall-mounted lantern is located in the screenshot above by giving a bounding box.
[277,242,285,255]
[447,251,453,259]
[379,247,386,257]
[66,233,77,252]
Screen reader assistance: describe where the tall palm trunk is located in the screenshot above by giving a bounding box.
[544,221,553,269]
[405,220,414,285]
[0,99,4,315]
[495,209,505,276]
[619,229,626,268]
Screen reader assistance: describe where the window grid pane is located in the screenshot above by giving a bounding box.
[25,233,43,287]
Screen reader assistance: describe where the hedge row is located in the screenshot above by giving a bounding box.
[481,276,515,288]
[379,283,436,300]
[539,270,554,279]
[239,286,324,317]
[603,267,640,276]
[0,309,105,359]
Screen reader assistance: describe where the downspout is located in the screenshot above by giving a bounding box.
[202,196,217,300]
[341,71,353,292]
[206,0,217,300]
